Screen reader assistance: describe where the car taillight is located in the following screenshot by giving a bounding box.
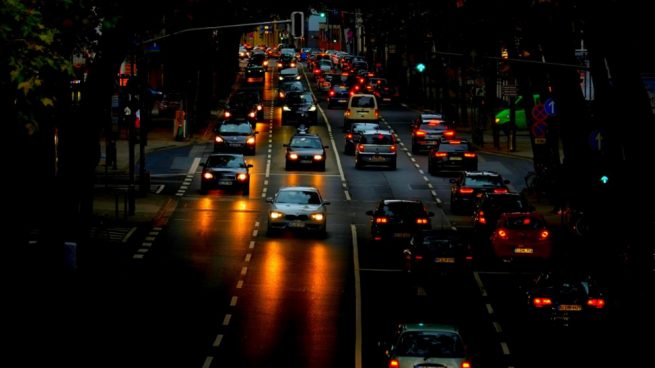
[464,152,476,158]
[416,218,429,225]
[375,217,388,224]
[329,90,335,96]
[532,297,553,307]
[493,188,509,193]
[345,109,351,117]
[435,152,448,157]
[443,129,455,138]
[539,230,550,239]
[346,133,353,139]
[390,145,397,153]
[375,109,380,118]
[461,361,472,368]
[357,144,365,152]
[388,359,400,368]
[478,216,487,225]
[459,187,474,194]
[496,229,508,239]
[415,130,427,137]
[587,298,605,308]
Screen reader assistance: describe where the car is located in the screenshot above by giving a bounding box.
[276,80,305,106]
[365,199,434,244]
[449,170,511,214]
[278,67,302,82]
[326,83,351,109]
[266,186,330,236]
[223,89,263,125]
[354,129,397,169]
[403,227,473,276]
[471,192,534,238]
[378,323,473,368]
[489,211,553,261]
[343,93,380,131]
[244,63,265,85]
[276,54,297,69]
[369,77,400,105]
[427,138,478,174]
[281,91,318,126]
[283,131,328,171]
[343,121,380,155]
[524,270,608,327]
[199,153,252,195]
[213,119,258,155]
[410,113,454,154]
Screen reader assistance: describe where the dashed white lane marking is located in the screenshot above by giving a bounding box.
[122,227,137,243]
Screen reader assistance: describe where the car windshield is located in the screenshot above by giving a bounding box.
[484,196,528,212]
[503,215,546,230]
[206,155,244,168]
[287,93,313,104]
[219,123,252,134]
[352,123,379,132]
[275,190,321,205]
[463,175,505,188]
[351,96,375,107]
[396,332,464,357]
[381,202,425,216]
[290,136,323,148]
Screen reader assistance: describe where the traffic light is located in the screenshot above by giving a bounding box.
[415,63,426,73]
[599,174,609,185]
[291,11,304,38]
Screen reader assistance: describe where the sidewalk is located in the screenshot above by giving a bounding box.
[93,117,216,225]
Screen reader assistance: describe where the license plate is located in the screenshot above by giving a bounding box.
[228,143,243,147]
[370,155,386,161]
[218,180,233,186]
[383,98,391,102]
[338,99,347,103]
[426,135,438,139]
[300,160,312,164]
[393,232,412,238]
[435,257,455,263]
[449,157,462,161]
[514,247,534,254]
[289,221,305,228]
[558,304,583,311]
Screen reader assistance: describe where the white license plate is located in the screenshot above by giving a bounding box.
[393,232,412,238]
[300,160,312,164]
[383,98,391,102]
[289,221,305,228]
[218,180,233,186]
[338,99,347,103]
[369,155,386,161]
[449,157,462,161]
[435,257,455,263]
[229,143,243,147]
[514,247,534,254]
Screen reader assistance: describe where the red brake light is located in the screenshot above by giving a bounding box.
[389,359,400,368]
[587,298,606,308]
[459,187,474,194]
[329,90,335,96]
[415,130,427,137]
[416,218,429,225]
[435,152,448,157]
[496,229,508,239]
[443,130,455,137]
[346,133,353,139]
[533,297,553,307]
[464,152,476,158]
[390,145,397,152]
[539,230,550,239]
[493,188,509,193]
[375,217,388,224]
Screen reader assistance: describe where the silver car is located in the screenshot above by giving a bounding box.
[266,186,330,237]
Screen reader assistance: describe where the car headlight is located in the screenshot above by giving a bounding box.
[269,211,284,220]
[283,106,291,111]
[310,213,325,221]
[308,105,317,111]
[246,137,256,145]
[215,136,224,143]
[313,154,323,161]
[237,173,248,181]
[203,172,213,180]
[288,153,298,160]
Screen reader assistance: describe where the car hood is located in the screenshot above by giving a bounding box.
[271,203,323,213]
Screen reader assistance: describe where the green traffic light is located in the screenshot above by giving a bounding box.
[600,175,609,184]
[319,12,325,17]
[416,63,426,73]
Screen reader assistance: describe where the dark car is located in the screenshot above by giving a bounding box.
[276,54,297,69]
[369,78,400,105]
[278,67,301,82]
[354,129,397,170]
[427,138,478,174]
[276,80,305,106]
[343,121,380,155]
[200,153,252,195]
[471,192,534,238]
[524,270,608,327]
[223,89,263,125]
[244,64,265,85]
[213,120,258,155]
[281,91,318,126]
[449,170,511,214]
[284,131,328,171]
[365,199,434,244]
[404,228,473,276]
[411,114,455,154]
[326,83,351,109]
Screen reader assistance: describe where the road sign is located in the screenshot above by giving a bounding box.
[544,98,556,116]
[531,103,548,121]
[588,129,604,151]
[531,121,547,138]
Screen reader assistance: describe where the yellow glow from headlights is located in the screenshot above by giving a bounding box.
[270,211,284,219]
[247,137,256,144]
[311,213,325,221]
[237,173,248,181]
[203,172,213,180]
[289,153,298,160]
[215,136,223,143]
[313,155,323,160]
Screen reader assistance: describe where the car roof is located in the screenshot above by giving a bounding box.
[399,323,460,334]
[278,186,320,193]
[207,152,244,159]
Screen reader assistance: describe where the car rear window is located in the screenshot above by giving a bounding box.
[503,215,546,230]
[351,96,376,108]
[360,133,394,144]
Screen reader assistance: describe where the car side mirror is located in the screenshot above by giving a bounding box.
[266,197,273,203]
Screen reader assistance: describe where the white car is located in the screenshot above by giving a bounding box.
[379,323,473,368]
[266,186,330,237]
